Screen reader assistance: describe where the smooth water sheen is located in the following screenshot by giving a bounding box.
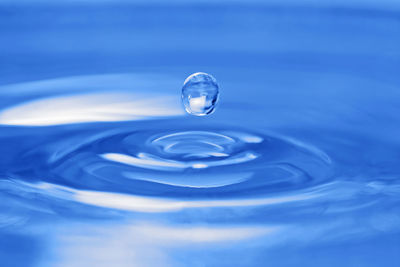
[0,2,400,267]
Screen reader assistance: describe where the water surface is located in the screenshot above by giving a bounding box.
[0,2,399,266]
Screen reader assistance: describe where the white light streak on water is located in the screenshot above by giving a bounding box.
[0,93,184,126]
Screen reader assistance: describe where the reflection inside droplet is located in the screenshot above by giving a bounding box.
[181,72,219,116]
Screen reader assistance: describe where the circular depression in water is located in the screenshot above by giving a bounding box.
[34,123,332,198]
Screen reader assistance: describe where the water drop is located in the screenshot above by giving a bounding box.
[181,72,219,116]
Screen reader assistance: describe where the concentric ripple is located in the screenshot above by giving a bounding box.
[31,122,333,198]
[0,74,333,201]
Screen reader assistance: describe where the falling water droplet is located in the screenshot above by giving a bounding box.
[181,72,219,116]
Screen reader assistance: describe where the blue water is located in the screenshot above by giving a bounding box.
[1,1,400,266]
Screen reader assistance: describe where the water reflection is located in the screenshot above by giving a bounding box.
[1,0,400,265]
[0,92,184,126]
[32,181,319,213]
[49,222,279,267]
